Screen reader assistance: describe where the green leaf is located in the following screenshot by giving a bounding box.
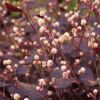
[11,12,22,18]
[69,0,77,11]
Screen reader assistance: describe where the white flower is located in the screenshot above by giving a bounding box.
[47,60,53,67]
[37,49,42,54]
[79,52,84,56]
[91,32,96,37]
[77,26,82,30]
[13,27,18,32]
[36,86,41,91]
[0,51,3,57]
[52,39,58,46]
[39,25,46,33]
[93,22,98,26]
[47,17,51,21]
[6,65,12,70]
[19,60,25,64]
[54,22,59,26]
[24,98,29,100]
[78,67,86,75]
[38,79,46,86]
[51,48,57,54]
[13,93,20,100]
[47,91,52,96]
[40,36,47,41]
[42,61,46,68]
[10,45,15,50]
[61,65,67,71]
[64,32,70,38]
[97,24,100,28]
[65,13,69,18]
[93,43,98,48]
[62,72,68,78]
[58,36,64,43]
[66,70,71,74]
[75,59,80,64]
[43,40,49,45]
[93,89,98,95]
[52,29,56,34]
[3,59,12,65]
[34,55,40,60]
[38,18,45,26]
[81,19,87,25]
[60,61,66,65]
[39,10,46,16]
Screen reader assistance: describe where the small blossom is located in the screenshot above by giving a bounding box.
[25,73,30,77]
[51,48,57,54]
[62,71,68,79]
[58,36,64,43]
[47,91,52,96]
[47,60,53,67]
[6,65,12,70]
[39,10,46,16]
[39,25,46,33]
[93,43,98,48]
[81,19,87,25]
[66,70,71,75]
[13,93,20,100]
[52,39,58,46]
[37,18,45,26]
[19,60,25,64]
[60,61,66,65]
[75,59,80,64]
[64,32,70,38]
[78,67,86,75]
[43,40,49,45]
[42,61,47,68]
[93,89,98,95]
[0,51,3,57]
[65,13,69,18]
[3,59,12,65]
[61,65,67,71]
[10,45,15,50]
[34,55,40,60]
[79,52,84,56]
[46,16,51,21]
[36,86,41,91]
[13,27,18,32]
[91,32,96,37]
[38,78,46,86]
[37,49,42,54]
[24,98,29,100]
[53,22,59,27]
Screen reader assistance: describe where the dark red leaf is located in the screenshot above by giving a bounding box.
[36,14,44,18]
[5,3,22,12]
[94,47,100,53]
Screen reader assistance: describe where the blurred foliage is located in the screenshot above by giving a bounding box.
[10,0,19,2]
[69,0,77,11]
[58,0,64,3]
[11,12,22,18]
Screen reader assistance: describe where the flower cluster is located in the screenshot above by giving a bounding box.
[0,0,99,100]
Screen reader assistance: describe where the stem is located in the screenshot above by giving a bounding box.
[21,1,48,61]
[75,0,93,59]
